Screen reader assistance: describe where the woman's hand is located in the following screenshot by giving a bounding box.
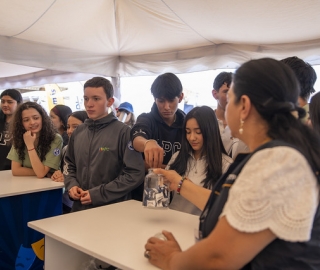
[23,130,36,149]
[153,168,182,191]
[51,170,64,182]
[144,230,181,270]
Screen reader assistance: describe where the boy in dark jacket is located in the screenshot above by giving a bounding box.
[64,77,145,212]
[130,73,185,200]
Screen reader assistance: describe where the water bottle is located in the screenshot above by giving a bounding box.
[143,168,170,209]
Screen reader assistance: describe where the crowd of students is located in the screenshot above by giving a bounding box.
[1,56,320,269]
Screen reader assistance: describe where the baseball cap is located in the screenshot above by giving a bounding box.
[117,102,133,113]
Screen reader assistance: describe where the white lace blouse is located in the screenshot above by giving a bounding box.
[220,146,319,242]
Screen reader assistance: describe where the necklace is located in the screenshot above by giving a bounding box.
[194,159,198,174]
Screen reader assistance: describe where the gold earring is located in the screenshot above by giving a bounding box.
[239,119,244,134]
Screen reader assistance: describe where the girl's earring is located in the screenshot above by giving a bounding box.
[239,119,244,134]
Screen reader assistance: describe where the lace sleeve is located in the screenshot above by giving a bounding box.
[220,147,319,242]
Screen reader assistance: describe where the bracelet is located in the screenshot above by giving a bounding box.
[28,148,35,151]
[177,176,187,195]
[143,139,157,150]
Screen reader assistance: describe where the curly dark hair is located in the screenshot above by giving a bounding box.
[11,102,57,162]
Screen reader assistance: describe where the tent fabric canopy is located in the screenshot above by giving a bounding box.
[1,0,320,88]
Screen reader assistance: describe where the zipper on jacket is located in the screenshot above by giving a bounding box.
[86,121,96,190]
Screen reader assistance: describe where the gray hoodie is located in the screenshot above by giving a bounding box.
[64,112,145,211]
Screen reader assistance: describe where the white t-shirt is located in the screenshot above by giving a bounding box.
[220,146,319,242]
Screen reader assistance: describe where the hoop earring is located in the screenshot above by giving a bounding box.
[239,119,244,134]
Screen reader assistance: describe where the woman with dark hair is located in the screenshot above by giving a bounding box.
[50,104,72,147]
[7,102,63,178]
[309,92,320,135]
[167,106,232,215]
[144,58,320,269]
[51,110,88,213]
[0,89,23,170]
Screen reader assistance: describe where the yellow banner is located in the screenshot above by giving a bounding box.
[45,84,64,110]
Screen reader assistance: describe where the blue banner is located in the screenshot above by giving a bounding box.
[0,189,62,270]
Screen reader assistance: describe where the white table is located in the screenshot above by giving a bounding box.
[0,170,64,269]
[0,170,64,198]
[28,200,199,270]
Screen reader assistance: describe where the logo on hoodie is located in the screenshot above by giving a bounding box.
[127,141,134,150]
[99,147,110,152]
[53,148,61,156]
[132,129,146,136]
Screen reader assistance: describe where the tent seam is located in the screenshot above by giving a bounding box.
[160,0,217,45]
[114,0,121,75]
[10,0,58,37]
[114,0,120,54]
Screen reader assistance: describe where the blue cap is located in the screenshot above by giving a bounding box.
[117,102,134,113]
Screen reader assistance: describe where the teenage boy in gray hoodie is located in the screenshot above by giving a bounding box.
[64,77,145,212]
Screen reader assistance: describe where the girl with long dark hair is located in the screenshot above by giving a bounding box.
[50,104,72,147]
[167,106,232,215]
[7,102,62,178]
[0,89,23,170]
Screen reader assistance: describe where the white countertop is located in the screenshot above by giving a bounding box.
[28,200,199,270]
[0,170,64,198]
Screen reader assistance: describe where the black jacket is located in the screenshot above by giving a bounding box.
[0,111,12,170]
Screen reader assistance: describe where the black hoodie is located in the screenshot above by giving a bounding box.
[0,111,12,170]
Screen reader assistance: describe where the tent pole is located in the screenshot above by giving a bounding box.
[111,75,121,101]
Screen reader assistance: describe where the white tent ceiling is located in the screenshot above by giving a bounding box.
[1,0,320,88]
